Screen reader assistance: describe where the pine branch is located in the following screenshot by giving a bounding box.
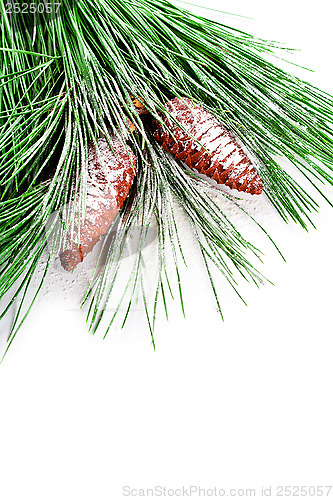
[1,0,333,351]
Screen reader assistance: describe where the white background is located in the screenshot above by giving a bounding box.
[0,1,333,499]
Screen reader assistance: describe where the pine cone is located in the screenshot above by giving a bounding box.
[59,136,136,271]
[152,97,263,195]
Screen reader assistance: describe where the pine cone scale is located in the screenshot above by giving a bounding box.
[152,98,263,195]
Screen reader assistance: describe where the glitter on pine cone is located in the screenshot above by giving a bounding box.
[152,97,263,195]
[59,136,136,272]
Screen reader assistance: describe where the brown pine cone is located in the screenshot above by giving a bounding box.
[152,97,263,195]
[59,136,136,271]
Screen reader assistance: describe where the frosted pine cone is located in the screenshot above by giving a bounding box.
[152,97,263,195]
[59,136,136,271]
